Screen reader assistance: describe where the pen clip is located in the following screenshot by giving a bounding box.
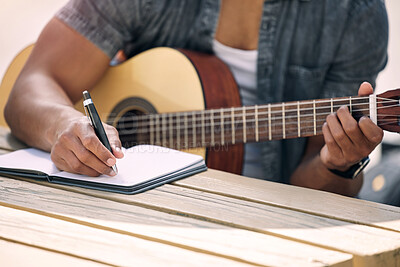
[83,99,93,126]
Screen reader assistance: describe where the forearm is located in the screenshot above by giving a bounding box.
[5,72,83,151]
[290,153,363,197]
[4,17,110,150]
[3,18,124,177]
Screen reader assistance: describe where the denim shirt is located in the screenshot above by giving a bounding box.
[56,0,388,183]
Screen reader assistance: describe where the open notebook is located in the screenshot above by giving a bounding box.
[0,145,207,194]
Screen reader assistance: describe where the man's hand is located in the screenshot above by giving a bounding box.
[50,116,124,177]
[320,82,383,171]
[290,82,382,196]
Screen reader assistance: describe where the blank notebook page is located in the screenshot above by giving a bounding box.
[0,145,204,186]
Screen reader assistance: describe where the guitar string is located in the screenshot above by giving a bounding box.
[106,96,397,124]
[116,104,399,134]
[118,112,399,136]
[120,120,398,146]
[106,95,397,121]
[118,108,400,131]
[118,115,398,137]
[111,105,396,133]
[108,99,398,127]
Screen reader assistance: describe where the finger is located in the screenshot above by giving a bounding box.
[62,150,101,177]
[326,111,353,150]
[51,146,71,172]
[336,106,368,147]
[358,82,374,97]
[112,145,124,159]
[359,116,384,146]
[51,146,100,177]
[104,124,124,159]
[322,122,344,159]
[75,124,117,167]
[67,135,117,176]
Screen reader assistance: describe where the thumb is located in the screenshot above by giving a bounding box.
[358,81,374,97]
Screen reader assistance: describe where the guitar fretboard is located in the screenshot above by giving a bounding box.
[117,96,371,149]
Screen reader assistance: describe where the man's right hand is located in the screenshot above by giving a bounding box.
[50,116,124,176]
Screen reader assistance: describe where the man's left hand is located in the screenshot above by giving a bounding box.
[320,82,384,172]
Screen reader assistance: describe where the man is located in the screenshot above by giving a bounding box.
[4,0,388,196]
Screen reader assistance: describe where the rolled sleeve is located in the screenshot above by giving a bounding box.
[56,0,146,59]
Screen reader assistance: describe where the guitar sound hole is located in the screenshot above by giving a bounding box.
[116,110,146,148]
[107,97,158,148]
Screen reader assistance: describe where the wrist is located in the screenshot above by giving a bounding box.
[45,109,83,147]
[327,157,370,179]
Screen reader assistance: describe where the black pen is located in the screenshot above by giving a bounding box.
[83,90,118,175]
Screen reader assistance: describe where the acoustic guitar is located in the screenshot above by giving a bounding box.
[1,46,399,174]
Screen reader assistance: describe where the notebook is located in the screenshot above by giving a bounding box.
[0,145,207,194]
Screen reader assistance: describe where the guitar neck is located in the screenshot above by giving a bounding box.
[121,96,371,149]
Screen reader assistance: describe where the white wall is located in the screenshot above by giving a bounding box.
[0,0,68,79]
[376,0,400,144]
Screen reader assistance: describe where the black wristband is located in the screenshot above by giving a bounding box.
[328,156,370,179]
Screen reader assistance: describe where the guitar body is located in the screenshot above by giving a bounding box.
[0,46,244,174]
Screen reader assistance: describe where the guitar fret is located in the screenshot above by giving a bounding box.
[136,95,377,149]
[255,105,259,142]
[282,104,286,139]
[211,111,215,146]
[201,111,205,146]
[155,115,160,146]
[115,94,379,150]
[231,107,235,144]
[149,114,154,145]
[162,113,167,147]
[176,114,180,149]
[184,112,188,148]
[192,111,196,147]
[369,94,377,124]
[169,113,173,148]
[220,109,225,145]
[297,101,300,137]
[268,104,272,141]
[313,100,316,135]
[349,96,352,114]
[242,107,247,143]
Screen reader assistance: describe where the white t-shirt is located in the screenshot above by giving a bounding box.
[213,39,264,179]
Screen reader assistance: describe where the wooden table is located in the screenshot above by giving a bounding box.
[1,127,400,267]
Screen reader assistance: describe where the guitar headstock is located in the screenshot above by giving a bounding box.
[376,88,400,133]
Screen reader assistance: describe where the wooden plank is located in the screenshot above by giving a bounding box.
[22,178,400,267]
[174,169,400,232]
[0,238,109,267]
[0,177,353,267]
[0,204,254,267]
[0,126,26,151]
[0,148,10,155]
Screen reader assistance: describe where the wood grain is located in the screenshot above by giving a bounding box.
[0,177,352,267]
[0,204,254,267]
[10,176,400,267]
[0,238,109,267]
[175,169,400,232]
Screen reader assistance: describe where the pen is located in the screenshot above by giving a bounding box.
[82,90,118,175]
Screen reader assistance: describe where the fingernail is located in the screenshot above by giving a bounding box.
[107,158,115,166]
[107,168,117,176]
[115,146,121,152]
